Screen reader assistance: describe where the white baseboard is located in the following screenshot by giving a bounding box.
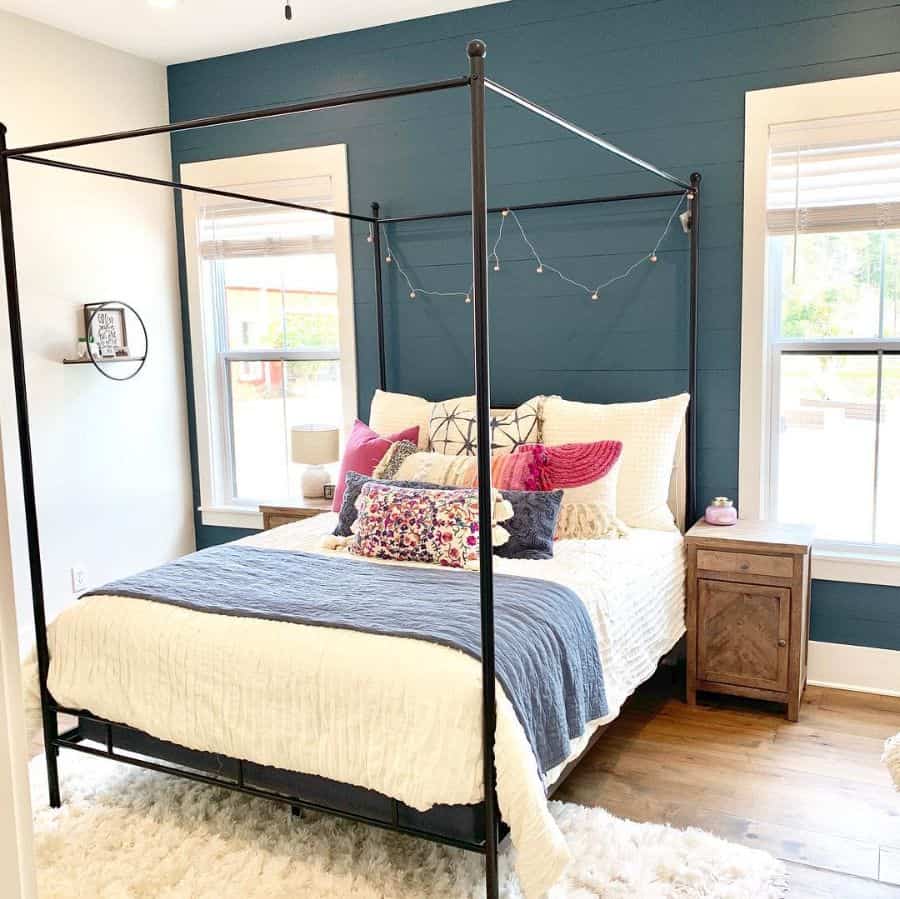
[807,640,900,697]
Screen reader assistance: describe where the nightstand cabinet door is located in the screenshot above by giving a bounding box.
[697,579,791,693]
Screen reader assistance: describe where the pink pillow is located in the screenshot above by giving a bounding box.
[331,420,419,511]
[517,440,622,489]
[513,441,626,539]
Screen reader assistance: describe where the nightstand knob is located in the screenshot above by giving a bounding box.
[777,639,787,647]
[739,562,749,571]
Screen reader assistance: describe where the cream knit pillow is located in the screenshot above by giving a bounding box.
[541,393,690,531]
[368,390,432,449]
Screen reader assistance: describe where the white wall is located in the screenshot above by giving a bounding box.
[0,11,194,652]
[0,423,37,899]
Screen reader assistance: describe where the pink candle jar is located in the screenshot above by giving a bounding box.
[705,497,737,526]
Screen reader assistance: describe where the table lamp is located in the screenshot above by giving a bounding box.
[291,424,340,498]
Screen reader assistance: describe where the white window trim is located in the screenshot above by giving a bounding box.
[180,145,357,529]
[740,72,900,587]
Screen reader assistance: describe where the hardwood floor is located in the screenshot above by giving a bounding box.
[557,676,900,897]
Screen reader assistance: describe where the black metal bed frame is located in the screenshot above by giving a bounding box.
[0,40,700,899]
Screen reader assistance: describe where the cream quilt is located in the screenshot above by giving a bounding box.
[25,516,684,897]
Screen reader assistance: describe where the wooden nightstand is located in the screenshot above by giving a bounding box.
[685,519,814,721]
[259,498,332,530]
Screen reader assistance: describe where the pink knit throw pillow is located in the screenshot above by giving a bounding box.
[513,441,626,539]
[331,420,420,512]
[518,440,622,489]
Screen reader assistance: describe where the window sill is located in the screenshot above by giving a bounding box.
[199,505,263,530]
[812,546,900,587]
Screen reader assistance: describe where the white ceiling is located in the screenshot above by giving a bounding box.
[0,0,505,65]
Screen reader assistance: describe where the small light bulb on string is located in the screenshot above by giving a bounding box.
[409,291,416,300]
[465,293,472,304]
[366,233,373,243]
[649,252,658,263]
[501,209,510,217]
[591,291,599,301]
[385,254,392,263]
[536,264,543,273]
[493,262,500,272]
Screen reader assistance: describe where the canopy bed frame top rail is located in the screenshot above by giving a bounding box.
[0,39,700,899]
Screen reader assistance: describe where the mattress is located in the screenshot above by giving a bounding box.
[29,516,685,898]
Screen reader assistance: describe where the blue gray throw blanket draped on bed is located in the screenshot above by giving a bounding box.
[83,545,607,775]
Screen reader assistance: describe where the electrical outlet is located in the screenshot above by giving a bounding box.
[70,566,87,593]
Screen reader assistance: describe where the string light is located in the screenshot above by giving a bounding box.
[373,190,688,305]
[379,228,474,302]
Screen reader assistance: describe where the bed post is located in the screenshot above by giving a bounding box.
[687,172,701,526]
[466,40,500,899]
[371,201,388,391]
[0,124,60,808]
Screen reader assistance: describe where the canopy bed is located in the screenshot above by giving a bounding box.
[1,40,700,899]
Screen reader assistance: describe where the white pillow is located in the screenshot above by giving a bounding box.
[368,390,432,449]
[541,393,690,531]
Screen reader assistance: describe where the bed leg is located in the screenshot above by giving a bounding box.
[45,720,61,808]
[290,804,303,819]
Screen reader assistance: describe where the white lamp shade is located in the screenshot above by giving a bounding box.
[291,425,340,466]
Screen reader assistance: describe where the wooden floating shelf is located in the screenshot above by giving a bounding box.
[62,356,146,365]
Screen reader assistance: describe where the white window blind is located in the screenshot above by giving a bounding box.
[767,111,900,235]
[198,175,335,259]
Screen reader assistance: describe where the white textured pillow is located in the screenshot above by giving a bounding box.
[368,390,432,449]
[541,393,690,531]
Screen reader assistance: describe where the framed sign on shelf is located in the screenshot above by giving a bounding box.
[83,303,129,358]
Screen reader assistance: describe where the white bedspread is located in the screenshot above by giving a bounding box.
[25,516,684,897]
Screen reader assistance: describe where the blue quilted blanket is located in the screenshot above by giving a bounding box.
[85,545,607,774]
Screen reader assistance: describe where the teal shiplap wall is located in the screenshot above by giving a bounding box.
[168,0,900,649]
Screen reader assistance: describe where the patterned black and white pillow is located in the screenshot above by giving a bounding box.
[428,397,542,456]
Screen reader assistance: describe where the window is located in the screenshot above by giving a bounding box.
[181,147,356,527]
[741,76,900,585]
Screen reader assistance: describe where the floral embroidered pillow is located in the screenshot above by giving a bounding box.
[348,482,511,570]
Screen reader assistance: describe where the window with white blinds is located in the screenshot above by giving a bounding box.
[767,113,900,236]
[180,147,356,524]
[762,111,900,552]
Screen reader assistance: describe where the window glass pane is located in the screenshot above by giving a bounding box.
[228,359,288,502]
[281,255,339,351]
[876,356,900,546]
[884,231,900,338]
[285,360,342,498]
[228,359,342,503]
[774,232,882,339]
[220,253,339,352]
[778,354,877,543]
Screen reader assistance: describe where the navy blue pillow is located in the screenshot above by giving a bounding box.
[494,489,563,560]
[335,472,563,560]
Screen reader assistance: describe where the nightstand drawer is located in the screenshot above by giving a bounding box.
[696,549,793,579]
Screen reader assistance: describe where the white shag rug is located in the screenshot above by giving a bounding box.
[884,732,900,790]
[30,754,786,899]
